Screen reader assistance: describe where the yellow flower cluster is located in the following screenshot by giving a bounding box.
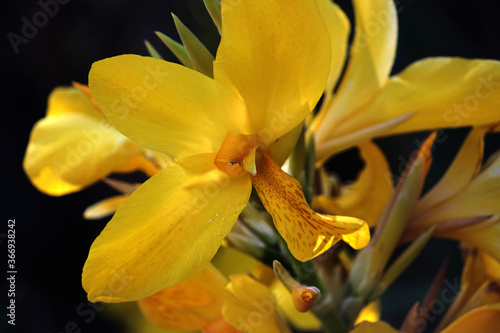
[24,0,500,332]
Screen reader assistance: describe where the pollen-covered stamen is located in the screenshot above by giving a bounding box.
[250,151,369,262]
[215,131,260,177]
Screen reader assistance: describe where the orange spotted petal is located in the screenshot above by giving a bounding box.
[250,152,369,262]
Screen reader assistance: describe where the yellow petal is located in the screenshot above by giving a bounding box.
[137,264,228,330]
[436,250,489,331]
[313,141,393,227]
[481,252,500,280]
[23,98,145,196]
[82,153,252,302]
[214,0,331,143]
[223,274,290,333]
[251,152,368,262]
[45,86,101,119]
[346,58,500,137]
[415,126,490,214]
[411,149,500,237]
[441,304,500,333]
[89,55,250,160]
[313,0,397,142]
[316,0,350,94]
[441,217,500,263]
[349,321,399,333]
[83,195,129,220]
[354,301,381,325]
[211,246,271,284]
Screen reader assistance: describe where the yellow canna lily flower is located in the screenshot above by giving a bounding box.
[23,84,164,196]
[407,124,500,262]
[82,0,370,303]
[437,249,500,332]
[311,0,500,165]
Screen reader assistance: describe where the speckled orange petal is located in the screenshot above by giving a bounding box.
[250,152,369,262]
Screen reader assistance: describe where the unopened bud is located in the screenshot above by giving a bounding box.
[292,286,321,312]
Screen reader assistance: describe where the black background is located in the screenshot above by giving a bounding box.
[2,0,500,332]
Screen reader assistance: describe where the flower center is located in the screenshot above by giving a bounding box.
[214,131,261,177]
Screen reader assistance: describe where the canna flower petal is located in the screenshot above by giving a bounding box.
[23,86,153,196]
[213,0,331,142]
[316,0,350,95]
[137,264,228,331]
[407,128,500,261]
[312,0,397,139]
[313,141,393,227]
[411,150,500,228]
[83,195,129,220]
[82,153,252,302]
[344,58,500,138]
[415,126,490,213]
[222,274,290,333]
[349,321,399,333]
[89,55,251,160]
[441,304,500,333]
[436,250,490,331]
[251,152,368,261]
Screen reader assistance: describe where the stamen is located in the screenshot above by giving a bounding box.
[215,131,260,177]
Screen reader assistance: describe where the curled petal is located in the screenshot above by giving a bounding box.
[251,152,368,261]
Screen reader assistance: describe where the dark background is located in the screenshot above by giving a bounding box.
[2,0,500,332]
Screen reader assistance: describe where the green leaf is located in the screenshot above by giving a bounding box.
[369,226,434,301]
[172,14,215,77]
[203,0,222,34]
[155,31,194,68]
[144,40,163,60]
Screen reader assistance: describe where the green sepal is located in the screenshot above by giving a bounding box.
[172,14,215,77]
[144,40,163,60]
[203,0,222,34]
[155,31,194,68]
[273,260,301,292]
[368,226,434,301]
